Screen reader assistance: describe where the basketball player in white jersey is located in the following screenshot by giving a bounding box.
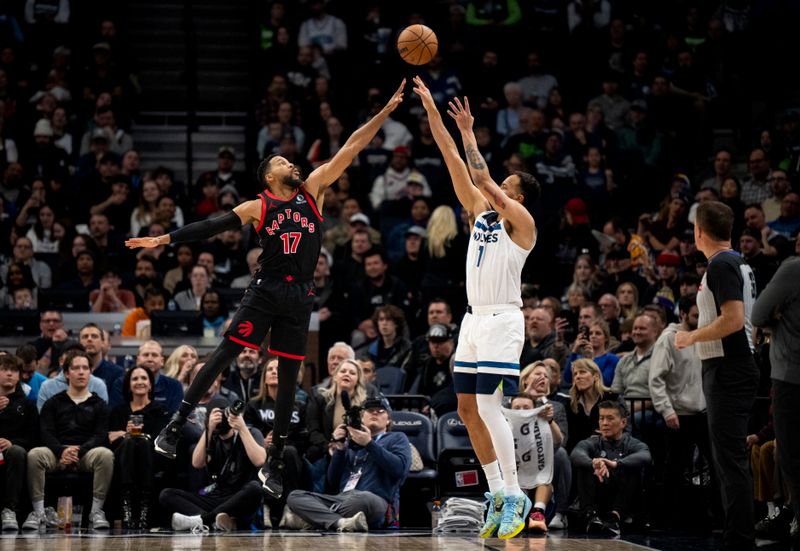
[414,77,540,539]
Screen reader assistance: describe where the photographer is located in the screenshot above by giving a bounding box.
[159,397,266,532]
[284,397,411,532]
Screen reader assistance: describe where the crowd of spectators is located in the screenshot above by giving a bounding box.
[0,0,798,541]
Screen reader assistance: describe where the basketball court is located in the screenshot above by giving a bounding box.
[1,531,667,551]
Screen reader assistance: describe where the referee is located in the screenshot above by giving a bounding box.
[676,201,758,551]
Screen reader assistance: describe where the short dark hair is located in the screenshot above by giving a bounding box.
[0,354,23,374]
[80,322,105,339]
[144,287,166,302]
[15,344,38,364]
[678,293,697,316]
[514,171,540,202]
[598,400,627,418]
[428,298,452,315]
[64,350,91,371]
[678,272,699,287]
[257,154,279,185]
[121,365,155,403]
[363,247,388,264]
[696,201,734,241]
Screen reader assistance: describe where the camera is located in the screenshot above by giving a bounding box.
[344,404,364,430]
[214,399,244,435]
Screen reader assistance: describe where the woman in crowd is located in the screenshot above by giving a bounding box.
[305,359,370,465]
[163,344,198,389]
[565,358,622,452]
[643,191,690,253]
[421,205,467,312]
[26,204,59,254]
[244,357,308,527]
[562,320,619,388]
[616,281,640,321]
[130,179,161,237]
[200,290,228,337]
[563,254,599,303]
[108,366,170,529]
[0,261,37,309]
[173,265,210,311]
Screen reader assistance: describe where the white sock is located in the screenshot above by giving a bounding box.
[91,497,104,514]
[482,460,503,494]
[33,500,44,515]
[534,501,547,511]
[476,388,521,497]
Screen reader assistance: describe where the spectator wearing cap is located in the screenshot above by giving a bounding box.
[643,251,681,310]
[739,228,778,295]
[390,225,428,303]
[369,146,430,211]
[29,117,69,182]
[767,191,800,239]
[284,395,411,532]
[323,198,381,252]
[409,324,456,415]
[384,197,432,264]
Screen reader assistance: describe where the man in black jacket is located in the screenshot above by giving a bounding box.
[570,401,651,536]
[0,355,39,532]
[23,351,113,530]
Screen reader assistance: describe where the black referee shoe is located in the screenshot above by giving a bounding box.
[154,418,183,459]
[259,445,285,499]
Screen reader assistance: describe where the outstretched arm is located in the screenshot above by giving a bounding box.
[413,76,488,216]
[448,97,536,248]
[305,79,406,200]
[125,200,261,249]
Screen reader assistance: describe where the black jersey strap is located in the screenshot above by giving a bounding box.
[169,211,242,244]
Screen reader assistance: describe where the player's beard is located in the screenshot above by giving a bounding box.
[282,173,303,189]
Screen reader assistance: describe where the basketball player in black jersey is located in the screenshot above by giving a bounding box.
[125,80,406,499]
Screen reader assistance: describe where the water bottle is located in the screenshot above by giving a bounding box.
[123,355,135,370]
[168,300,177,311]
[431,499,441,530]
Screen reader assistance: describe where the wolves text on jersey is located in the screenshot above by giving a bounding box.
[473,231,499,243]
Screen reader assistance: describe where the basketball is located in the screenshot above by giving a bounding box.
[397,24,438,66]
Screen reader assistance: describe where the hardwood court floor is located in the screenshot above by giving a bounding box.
[0,531,665,551]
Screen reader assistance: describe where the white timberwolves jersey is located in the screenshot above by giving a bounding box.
[466,210,534,307]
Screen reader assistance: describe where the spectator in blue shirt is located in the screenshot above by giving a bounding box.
[563,321,619,388]
[110,340,183,413]
[16,344,46,402]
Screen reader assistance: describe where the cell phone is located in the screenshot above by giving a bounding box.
[579,325,590,340]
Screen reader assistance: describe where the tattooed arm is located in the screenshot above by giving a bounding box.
[412,76,488,215]
[449,97,536,249]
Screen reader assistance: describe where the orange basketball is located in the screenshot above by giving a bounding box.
[397,24,438,66]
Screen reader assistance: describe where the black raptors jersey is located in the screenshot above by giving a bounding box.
[254,185,322,280]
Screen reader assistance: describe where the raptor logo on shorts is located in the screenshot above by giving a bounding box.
[237,321,254,337]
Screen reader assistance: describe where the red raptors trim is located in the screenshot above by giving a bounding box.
[302,187,324,222]
[268,347,305,360]
[228,335,260,350]
[264,187,299,202]
[255,193,268,233]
